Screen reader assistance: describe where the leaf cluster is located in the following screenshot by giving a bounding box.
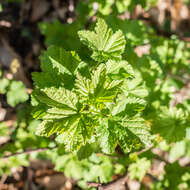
[32,18,151,156]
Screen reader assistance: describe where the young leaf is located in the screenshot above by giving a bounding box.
[112,95,146,117]
[106,60,134,80]
[78,18,126,62]
[32,18,149,155]
[75,64,122,103]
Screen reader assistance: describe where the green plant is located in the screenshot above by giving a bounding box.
[32,17,190,189]
[1,0,190,189]
[0,69,29,107]
[32,18,151,154]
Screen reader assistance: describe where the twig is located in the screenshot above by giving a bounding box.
[0,174,8,184]
[1,146,57,159]
[136,144,154,155]
[167,72,190,84]
[87,182,102,188]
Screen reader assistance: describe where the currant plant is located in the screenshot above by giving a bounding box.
[32,18,151,155]
[32,15,190,189]
[1,0,190,188]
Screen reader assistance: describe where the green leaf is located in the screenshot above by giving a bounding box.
[33,46,81,89]
[77,143,97,160]
[55,115,95,152]
[32,72,62,88]
[41,87,78,110]
[129,158,151,181]
[33,86,96,152]
[97,117,151,154]
[0,122,9,137]
[106,60,134,80]
[78,18,126,62]
[0,78,10,94]
[40,46,79,75]
[169,141,186,161]
[53,153,114,187]
[36,120,62,136]
[75,64,122,103]
[122,117,151,149]
[152,108,189,143]
[164,162,190,190]
[39,20,82,51]
[7,81,29,107]
[96,119,117,154]
[33,87,78,110]
[112,95,146,117]
[121,74,148,98]
[75,73,91,97]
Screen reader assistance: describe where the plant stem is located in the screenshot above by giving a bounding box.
[1,146,57,159]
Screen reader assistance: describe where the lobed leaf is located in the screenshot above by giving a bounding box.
[78,18,126,62]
